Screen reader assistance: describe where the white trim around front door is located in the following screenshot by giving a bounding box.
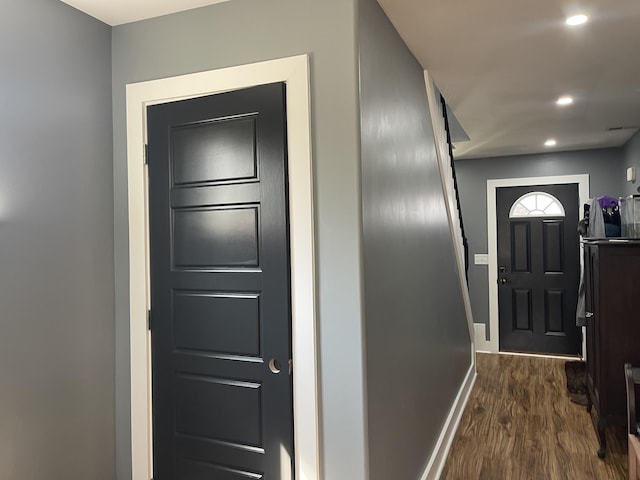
[484,174,589,354]
[125,54,319,480]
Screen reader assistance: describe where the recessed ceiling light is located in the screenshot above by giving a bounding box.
[566,14,589,26]
[545,139,557,147]
[556,96,574,106]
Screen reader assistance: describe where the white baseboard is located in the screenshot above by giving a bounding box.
[473,323,492,353]
[497,351,581,361]
[419,361,477,480]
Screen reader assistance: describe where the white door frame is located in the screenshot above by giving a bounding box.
[484,174,589,354]
[125,55,319,480]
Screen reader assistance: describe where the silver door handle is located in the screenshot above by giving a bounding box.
[585,312,594,318]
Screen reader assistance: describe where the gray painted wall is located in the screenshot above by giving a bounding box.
[622,131,640,196]
[359,1,472,478]
[455,148,623,338]
[111,1,367,478]
[1,1,114,479]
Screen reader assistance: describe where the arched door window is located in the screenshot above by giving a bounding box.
[509,191,566,218]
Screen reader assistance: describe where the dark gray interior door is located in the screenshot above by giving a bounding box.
[148,83,294,480]
[497,183,581,355]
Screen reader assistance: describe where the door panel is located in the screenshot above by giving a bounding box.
[172,206,260,267]
[178,458,263,480]
[544,289,565,334]
[172,292,261,356]
[174,374,263,446]
[512,288,532,331]
[542,220,564,273]
[511,222,531,272]
[497,183,580,355]
[148,83,294,479]
[171,117,258,185]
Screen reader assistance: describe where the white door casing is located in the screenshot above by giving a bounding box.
[484,174,589,354]
[125,55,319,480]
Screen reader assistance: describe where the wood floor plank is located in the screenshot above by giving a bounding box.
[441,353,627,480]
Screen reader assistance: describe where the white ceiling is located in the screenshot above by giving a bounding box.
[379,0,640,158]
[60,0,230,26]
[61,0,640,159]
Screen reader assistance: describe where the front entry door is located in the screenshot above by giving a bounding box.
[497,183,581,355]
[148,83,294,479]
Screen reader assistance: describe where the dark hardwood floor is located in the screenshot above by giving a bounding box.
[441,353,627,480]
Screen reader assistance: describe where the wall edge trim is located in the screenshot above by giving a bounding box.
[474,323,492,352]
[423,70,476,345]
[419,361,477,480]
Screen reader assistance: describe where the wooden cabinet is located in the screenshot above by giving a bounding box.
[584,240,640,458]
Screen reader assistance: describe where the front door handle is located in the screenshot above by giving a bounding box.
[498,277,508,285]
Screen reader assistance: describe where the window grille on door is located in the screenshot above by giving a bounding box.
[509,191,566,218]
